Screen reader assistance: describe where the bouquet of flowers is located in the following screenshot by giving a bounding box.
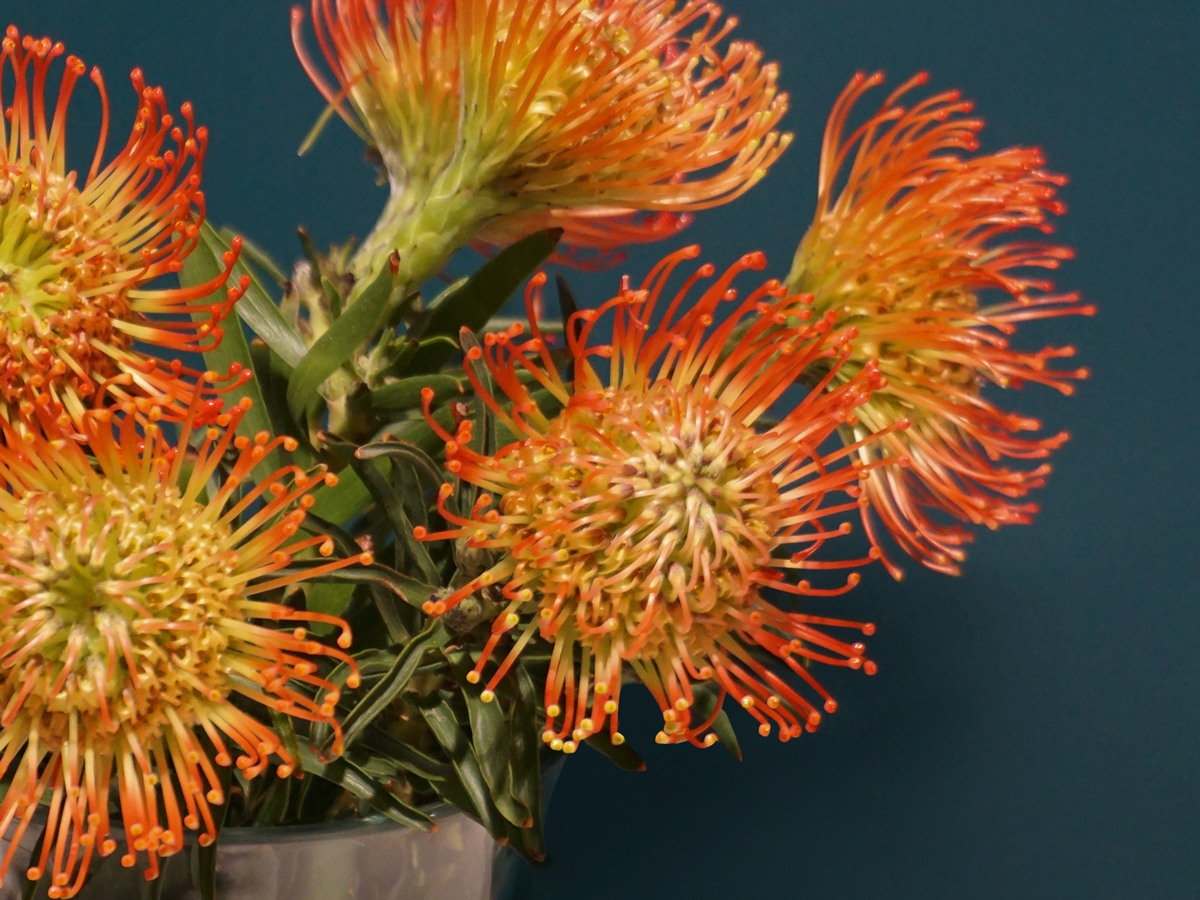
[0,3,1090,897]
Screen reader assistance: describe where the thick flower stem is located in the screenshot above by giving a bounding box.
[316,175,504,438]
[348,173,504,291]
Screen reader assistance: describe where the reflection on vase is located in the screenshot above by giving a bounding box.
[1,812,495,900]
[0,757,562,899]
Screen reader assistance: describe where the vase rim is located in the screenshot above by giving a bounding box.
[218,801,463,844]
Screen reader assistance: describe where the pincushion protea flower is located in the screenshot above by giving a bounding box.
[0,28,247,440]
[418,247,901,751]
[0,397,367,897]
[785,72,1094,577]
[292,0,790,284]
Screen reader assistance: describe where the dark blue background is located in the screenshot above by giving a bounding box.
[8,1,1197,897]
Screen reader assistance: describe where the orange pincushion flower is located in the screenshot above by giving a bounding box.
[419,248,899,751]
[786,72,1094,577]
[0,400,366,897]
[292,0,790,280]
[0,28,247,439]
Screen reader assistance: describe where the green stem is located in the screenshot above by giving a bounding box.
[348,174,504,294]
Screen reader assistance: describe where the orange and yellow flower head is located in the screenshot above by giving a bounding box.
[420,248,899,751]
[292,1,791,278]
[0,400,366,897]
[0,28,247,440]
[786,73,1094,577]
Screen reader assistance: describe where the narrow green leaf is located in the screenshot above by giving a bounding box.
[247,340,316,471]
[310,466,373,525]
[310,647,396,751]
[20,828,48,900]
[555,272,583,350]
[251,774,292,827]
[269,559,435,611]
[510,667,548,861]
[298,99,368,155]
[336,621,450,753]
[385,335,459,377]
[298,747,434,831]
[355,439,446,490]
[462,675,528,828]
[197,763,233,900]
[357,725,455,782]
[584,731,647,772]
[386,401,458,456]
[219,226,288,287]
[403,229,561,374]
[419,696,506,838]
[426,775,480,831]
[286,256,400,426]
[138,858,170,900]
[461,328,498,460]
[453,327,497,516]
[322,433,441,583]
[305,584,355,628]
[321,275,344,320]
[368,373,464,411]
[301,513,414,643]
[179,228,275,461]
[200,222,307,367]
[692,685,742,762]
[711,709,743,761]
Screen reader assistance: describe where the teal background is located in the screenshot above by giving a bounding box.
[4,1,1197,897]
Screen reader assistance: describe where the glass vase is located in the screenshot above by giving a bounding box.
[0,810,518,900]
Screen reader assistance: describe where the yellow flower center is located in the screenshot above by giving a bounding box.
[0,164,133,408]
[497,381,781,660]
[794,249,983,398]
[0,477,239,741]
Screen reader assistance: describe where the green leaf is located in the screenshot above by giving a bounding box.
[322,276,345,321]
[555,272,584,351]
[301,514,415,643]
[219,226,288,287]
[200,222,307,367]
[510,667,548,862]
[357,725,455,782]
[251,773,292,828]
[322,433,441,584]
[298,98,369,155]
[310,647,396,751]
[20,828,48,900]
[711,708,742,761]
[179,228,278,473]
[419,696,506,838]
[387,401,459,456]
[298,747,434,831]
[336,621,450,753]
[247,340,316,471]
[305,584,355,631]
[692,685,742,762]
[139,859,170,900]
[368,373,464,411]
[403,229,561,374]
[196,764,233,900]
[355,439,446,491]
[456,328,497,515]
[269,559,435,611]
[286,256,401,427]
[584,730,647,772]
[461,671,528,828]
[310,466,373,525]
[273,708,304,769]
